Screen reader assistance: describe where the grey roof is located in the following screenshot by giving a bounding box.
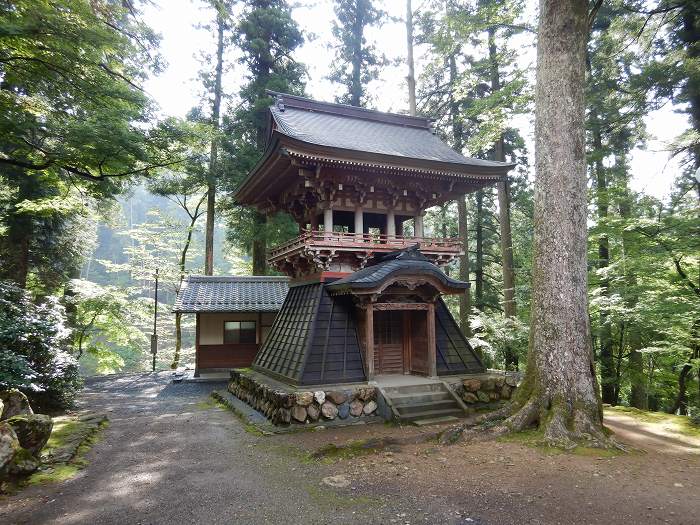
[268,92,512,169]
[173,276,289,313]
[326,246,469,294]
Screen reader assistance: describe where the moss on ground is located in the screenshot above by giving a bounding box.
[309,438,401,463]
[497,429,624,457]
[605,406,700,438]
[305,483,379,510]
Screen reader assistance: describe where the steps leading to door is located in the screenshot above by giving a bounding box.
[377,380,467,425]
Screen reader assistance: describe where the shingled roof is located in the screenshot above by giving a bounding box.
[326,245,469,295]
[173,276,289,313]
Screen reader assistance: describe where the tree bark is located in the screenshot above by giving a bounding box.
[204,7,225,276]
[486,0,610,448]
[406,0,416,116]
[458,196,472,336]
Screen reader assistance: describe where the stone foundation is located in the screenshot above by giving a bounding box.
[228,370,379,426]
[444,373,520,409]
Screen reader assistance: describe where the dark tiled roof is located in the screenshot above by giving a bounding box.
[173,276,289,313]
[326,246,469,293]
[269,92,510,169]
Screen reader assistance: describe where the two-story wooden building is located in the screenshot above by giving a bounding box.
[230,91,514,387]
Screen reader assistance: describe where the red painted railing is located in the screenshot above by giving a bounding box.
[268,230,462,259]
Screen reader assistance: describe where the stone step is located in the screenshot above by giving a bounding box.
[399,407,464,422]
[395,399,460,415]
[412,415,460,427]
[390,391,454,406]
[382,382,447,395]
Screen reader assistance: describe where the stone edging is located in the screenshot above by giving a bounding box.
[228,370,380,427]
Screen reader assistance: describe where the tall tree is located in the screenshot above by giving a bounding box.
[201,1,233,275]
[406,0,417,115]
[489,0,611,446]
[328,0,387,106]
[220,0,305,275]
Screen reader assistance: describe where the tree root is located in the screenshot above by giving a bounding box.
[442,396,625,451]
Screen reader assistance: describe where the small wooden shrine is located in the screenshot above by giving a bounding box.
[233,91,514,386]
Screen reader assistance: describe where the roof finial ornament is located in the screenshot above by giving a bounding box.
[276,95,285,112]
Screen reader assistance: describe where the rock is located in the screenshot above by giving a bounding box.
[489,392,500,401]
[295,392,313,407]
[505,375,518,387]
[0,389,33,420]
[337,402,350,419]
[358,388,375,402]
[6,414,53,456]
[314,391,326,405]
[326,391,347,405]
[0,421,19,476]
[462,379,481,392]
[363,400,377,415]
[481,378,496,392]
[277,408,291,424]
[307,404,320,422]
[321,402,338,420]
[322,474,350,488]
[495,377,506,388]
[291,405,307,423]
[349,400,364,417]
[501,385,512,400]
[476,391,490,403]
[462,392,479,404]
[8,448,40,476]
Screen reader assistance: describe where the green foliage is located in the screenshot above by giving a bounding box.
[328,0,388,106]
[0,0,176,181]
[66,279,149,375]
[0,281,81,410]
[219,0,305,262]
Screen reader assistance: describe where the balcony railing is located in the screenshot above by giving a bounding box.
[268,230,463,260]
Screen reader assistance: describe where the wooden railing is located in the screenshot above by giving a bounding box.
[268,230,462,259]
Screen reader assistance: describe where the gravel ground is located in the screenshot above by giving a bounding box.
[0,373,405,524]
[2,372,697,525]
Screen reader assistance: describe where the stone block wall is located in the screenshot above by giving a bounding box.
[444,373,520,409]
[228,370,379,426]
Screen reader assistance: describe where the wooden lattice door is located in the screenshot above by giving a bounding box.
[373,310,404,374]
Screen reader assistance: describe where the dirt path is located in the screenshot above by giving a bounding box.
[1,374,698,524]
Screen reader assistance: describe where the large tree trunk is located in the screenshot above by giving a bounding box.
[488,0,609,448]
[405,0,416,116]
[204,8,225,276]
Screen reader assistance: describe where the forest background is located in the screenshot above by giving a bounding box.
[0,0,697,417]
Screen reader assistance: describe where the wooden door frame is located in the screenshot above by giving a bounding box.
[364,302,437,380]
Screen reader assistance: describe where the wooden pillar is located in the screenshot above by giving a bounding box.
[365,303,375,380]
[256,312,262,345]
[354,206,364,238]
[427,303,437,378]
[323,206,333,232]
[194,313,200,377]
[386,209,396,238]
[310,212,319,231]
[414,212,424,238]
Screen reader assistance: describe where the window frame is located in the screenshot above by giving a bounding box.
[223,320,257,344]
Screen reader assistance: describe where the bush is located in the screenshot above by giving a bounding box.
[0,281,81,411]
